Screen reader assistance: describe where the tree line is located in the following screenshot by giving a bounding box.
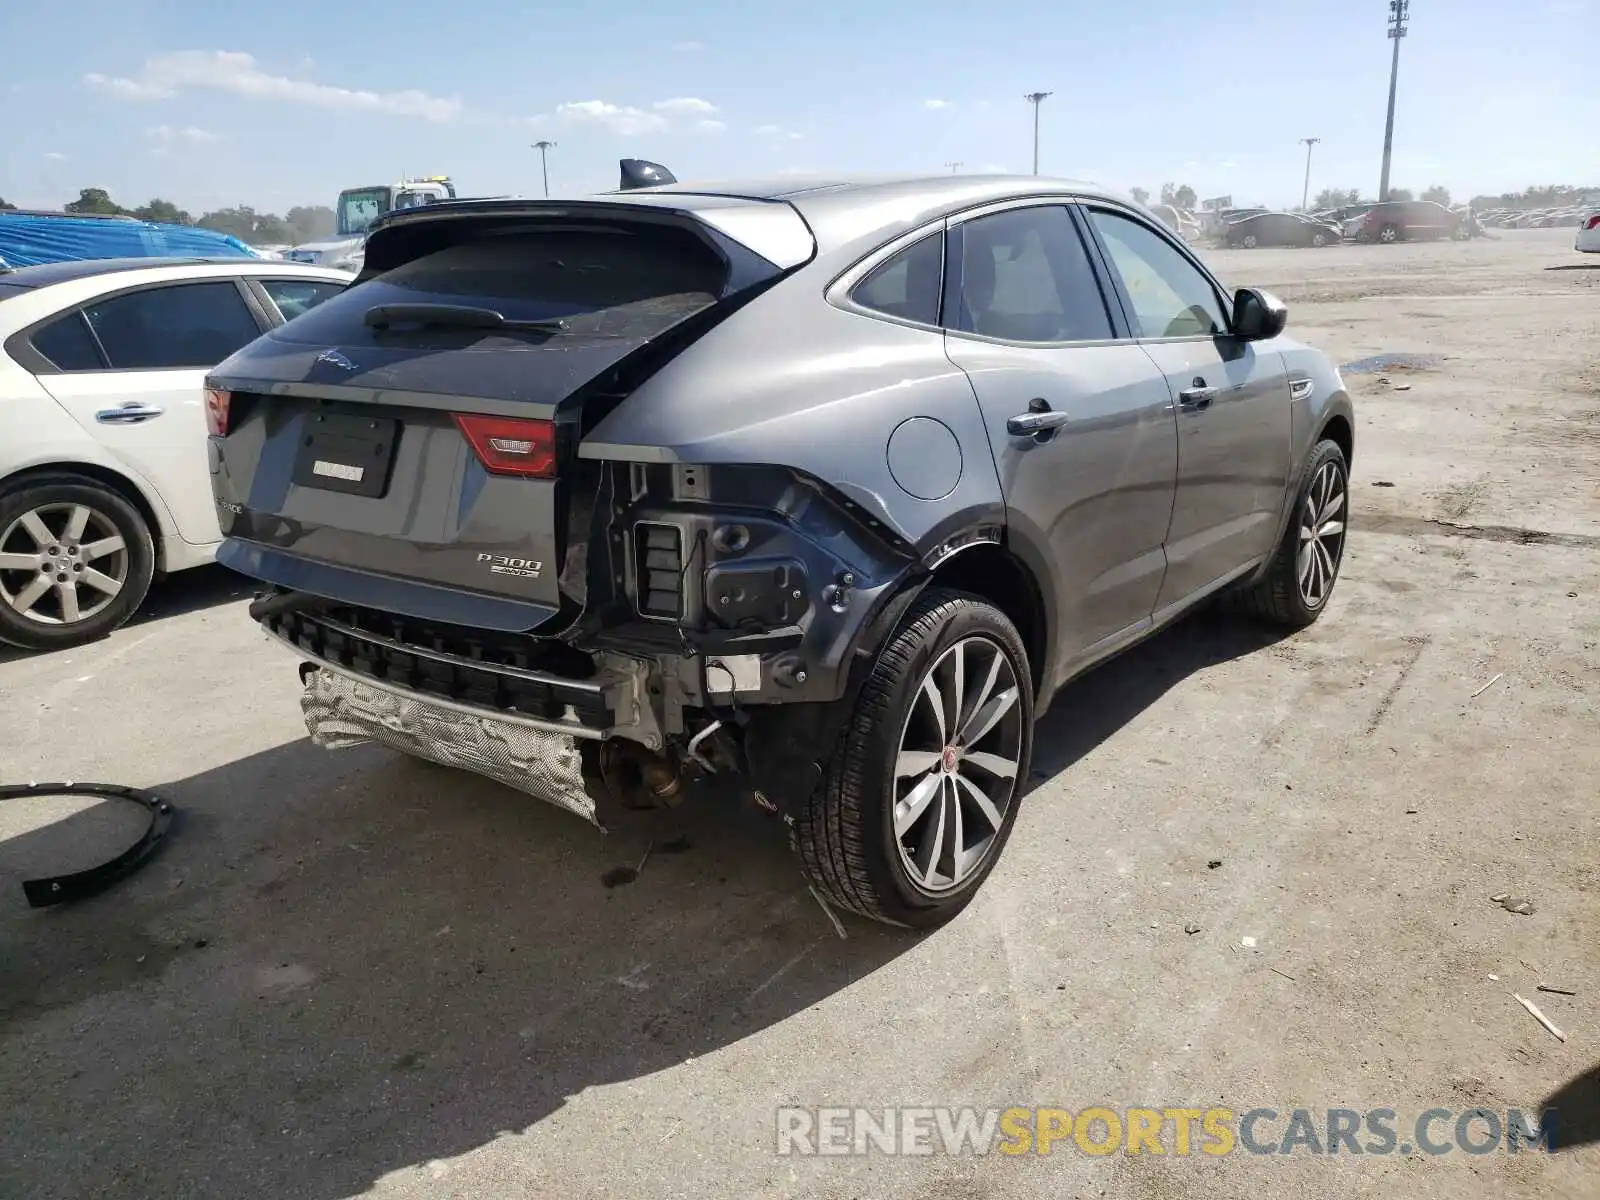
[0,187,334,246]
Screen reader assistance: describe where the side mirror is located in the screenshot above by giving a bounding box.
[1232,287,1287,341]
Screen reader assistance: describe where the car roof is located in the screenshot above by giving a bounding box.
[0,256,349,291]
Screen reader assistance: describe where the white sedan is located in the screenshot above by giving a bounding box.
[1578,211,1600,254]
[0,257,352,650]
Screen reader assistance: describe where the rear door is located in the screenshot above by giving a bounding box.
[31,278,270,545]
[1080,204,1292,612]
[939,202,1178,670]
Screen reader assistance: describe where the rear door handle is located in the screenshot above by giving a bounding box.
[1006,410,1071,436]
[96,403,165,425]
[1177,381,1217,411]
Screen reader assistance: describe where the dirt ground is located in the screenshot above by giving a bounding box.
[1,228,1596,1200]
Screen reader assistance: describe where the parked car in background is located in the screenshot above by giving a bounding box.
[1221,212,1343,249]
[0,257,351,650]
[1578,210,1600,253]
[207,168,1355,927]
[1352,200,1463,244]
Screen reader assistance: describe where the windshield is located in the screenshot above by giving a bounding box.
[391,190,437,212]
[336,187,392,237]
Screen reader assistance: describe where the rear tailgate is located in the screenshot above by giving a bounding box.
[207,200,813,631]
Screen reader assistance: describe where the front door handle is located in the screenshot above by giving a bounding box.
[1006,409,1071,436]
[96,403,165,425]
[1177,379,1217,411]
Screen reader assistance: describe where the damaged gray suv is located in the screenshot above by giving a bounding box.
[207,161,1354,927]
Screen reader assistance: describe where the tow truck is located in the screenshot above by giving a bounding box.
[284,176,458,270]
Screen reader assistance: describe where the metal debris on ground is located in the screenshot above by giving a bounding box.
[1513,993,1566,1043]
[1537,984,1577,996]
[1184,922,1202,935]
[1471,673,1504,699]
[1270,967,1297,983]
[1489,893,1536,915]
[807,884,848,940]
[1207,859,1223,869]
[1373,480,1397,487]
[635,839,654,874]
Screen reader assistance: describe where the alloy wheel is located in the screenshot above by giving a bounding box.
[892,635,1025,894]
[0,503,129,626]
[1296,460,1347,609]
[1243,234,1258,249]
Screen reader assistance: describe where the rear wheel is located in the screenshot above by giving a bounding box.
[1229,440,1348,628]
[0,477,155,651]
[1378,223,1400,244]
[1311,231,1329,247]
[1242,234,1259,249]
[793,589,1033,928]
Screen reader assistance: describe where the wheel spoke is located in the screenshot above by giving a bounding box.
[80,567,122,596]
[1315,541,1336,594]
[10,574,51,614]
[912,781,947,886]
[63,505,91,542]
[948,640,966,736]
[919,674,946,746]
[56,581,81,623]
[18,510,52,549]
[962,750,1018,780]
[896,749,941,779]
[895,772,942,837]
[955,771,1006,832]
[80,535,126,562]
[1317,520,1345,540]
[0,552,39,570]
[946,778,966,883]
[960,685,1019,749]
[1317,488,1345,527]
[960,652,1004,744]
[1298,542,1315,590]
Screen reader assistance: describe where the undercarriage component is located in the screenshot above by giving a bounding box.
[299,664,602,825]
[1,781,174,908]
[596,739,686,810]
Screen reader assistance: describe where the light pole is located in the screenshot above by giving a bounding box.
[1024,92,1052,176]
[1378,0,1409,202]
[944,161,964,174]
[1300,137,1321,210]
[531,140,556,198]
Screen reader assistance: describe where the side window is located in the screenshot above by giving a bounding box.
[851,233,943,326]
[260,278,346,322]
[1087,209,1229,339]
[948,206,1112,343]
[30,312,106,372]
[82,281,262,370]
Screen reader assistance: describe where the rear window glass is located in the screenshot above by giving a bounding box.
[31,312,105,371]
[853,234,943,325]
[273,227,729,348]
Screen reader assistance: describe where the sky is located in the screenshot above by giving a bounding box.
[2,0,1596,218]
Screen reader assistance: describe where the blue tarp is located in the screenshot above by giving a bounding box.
[0,213,263,268]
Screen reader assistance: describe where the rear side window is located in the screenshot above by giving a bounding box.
[30,312,105,371]
[852,233,943,325]
[83,282,262,370]
[259,278,345,321]
[948,205,1113,343]
[274,226,729,348]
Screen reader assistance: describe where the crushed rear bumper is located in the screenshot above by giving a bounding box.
[299,663,601,825]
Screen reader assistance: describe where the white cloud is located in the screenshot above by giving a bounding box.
[85,51,462,121]
[788,131,804,141]
[754,124,782,137]
[147,124,218,145]
[556,100,668,135]
[924,99,950,110]
[653,96,717,116]
[776,167,817,177]
[980,162,1008,173]
[671,40,704,52]
[695,119,727,134]
[45,152,67,161]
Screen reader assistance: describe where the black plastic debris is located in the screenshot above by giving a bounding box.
[1,782,174,907]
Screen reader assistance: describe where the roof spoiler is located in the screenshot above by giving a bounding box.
[618,159,676,190]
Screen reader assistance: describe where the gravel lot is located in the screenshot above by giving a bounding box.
[1,228,1596,1200]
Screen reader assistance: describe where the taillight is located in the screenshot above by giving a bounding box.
[453,413,557,478]
[204,387,231,437]
[1585,214,1600,230]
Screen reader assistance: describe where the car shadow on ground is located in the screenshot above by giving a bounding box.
[0,607,1286,1199]
[0,740,917,1199]
[1029,609,1290,785]
[1542,1063,1600,1150]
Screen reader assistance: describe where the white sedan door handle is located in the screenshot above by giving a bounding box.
[96,403,165,424]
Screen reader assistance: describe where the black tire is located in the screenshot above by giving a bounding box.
[0,475,155,651]
[1311,232,1329,247]
[792,588,1034,928]
[1228,440,1349,628]
[1378,223,1401,244]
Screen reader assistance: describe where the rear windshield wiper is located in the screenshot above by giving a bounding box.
[362,303,568,333]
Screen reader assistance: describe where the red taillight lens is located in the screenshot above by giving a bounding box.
[1585,214,1600,230]
[204,387,231,437]
[453,413,557,478]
